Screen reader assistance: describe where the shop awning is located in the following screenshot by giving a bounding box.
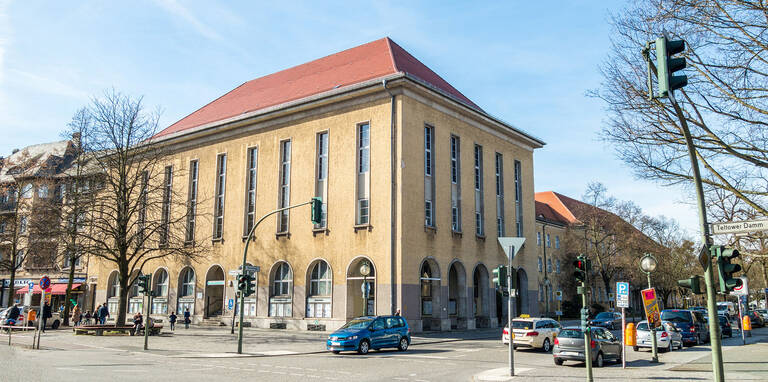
[16,283,81,295]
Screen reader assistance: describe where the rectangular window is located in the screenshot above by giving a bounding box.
[185,160,198,243]
[556,259,561,274]
[547,258,552,273]
[137,171,148,245]
[159,165,173,246]
[555,235,560,249]
[356,123,370,225]
[315,133,328,228]
[213,154,227,240]
[424,125,435,227]
[450,135,461,232]
[277,140,291,233]
[537,232,541,246]
[546,233,551,247]
[495,153,505,237]
[244,147,258,236]
[514,160,523,237]
[474,144,484,236]
[538,257,543,272]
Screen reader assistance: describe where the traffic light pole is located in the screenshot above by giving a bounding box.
[646,273,658,363]
[581,281,593,382]
[237,199,316,354]
[668,90,724,381]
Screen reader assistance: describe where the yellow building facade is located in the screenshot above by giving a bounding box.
[90,38,544,331]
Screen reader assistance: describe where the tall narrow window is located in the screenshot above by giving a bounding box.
[315,133,329,229]
[356,123,370,225]
[474,144,484,236]
[244,147,258,236]
[495,153,505,237]
[185,160,198,243]
[424,125,435,227]
[450,135,461,232]
[514,160,523,237]
[213,154,227,240]
[137,171,148,245]
[159,165,173,246]
[277,140,291,233]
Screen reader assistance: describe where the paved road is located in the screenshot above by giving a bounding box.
[0,324,766,381]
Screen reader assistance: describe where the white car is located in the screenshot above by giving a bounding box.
[0,306,62,329]
[502,317,561,353]
[634,320,682,352]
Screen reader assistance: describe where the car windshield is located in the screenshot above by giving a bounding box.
[341,318,373,330]
[661,311,692,323]
[559,329,582,338]
[595,312,613,319]
[636,323,649,331]
[718,316,728,325]
[511,320,534,330]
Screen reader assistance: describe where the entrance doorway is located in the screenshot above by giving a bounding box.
[205,266,225,318]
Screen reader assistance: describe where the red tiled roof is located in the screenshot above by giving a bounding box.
[155,37,481,138]
[535,191,580,225]
[535,200,570,226]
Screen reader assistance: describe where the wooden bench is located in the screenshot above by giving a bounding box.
[132,323,164,336]
[74,325,134,336]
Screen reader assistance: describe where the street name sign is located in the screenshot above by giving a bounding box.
[711,219,768,235]
[616,282,629,308]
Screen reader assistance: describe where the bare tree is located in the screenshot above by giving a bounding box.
[594,0,768,216]
[73,90,208,325]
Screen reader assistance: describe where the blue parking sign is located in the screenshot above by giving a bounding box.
[616,282,629,308]
[228,299,234,310]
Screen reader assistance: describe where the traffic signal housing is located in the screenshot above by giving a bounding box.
[573,256,589,283]
[237,274,256,297]
[137,274,151,295]
[655,36,688,97]
[310,197,323,225]
[714,246,742,293]
[492,265,508,290]
[677,275,705,295]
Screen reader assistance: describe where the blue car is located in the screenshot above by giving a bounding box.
[327,315,411,354]
[661,309,708,346]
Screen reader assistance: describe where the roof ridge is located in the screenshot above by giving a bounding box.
[384,37,399,73]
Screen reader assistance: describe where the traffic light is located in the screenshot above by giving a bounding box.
[677,275,705,295]
[310,197,323,225]
[655,36,687,97]
[137,274,151,295]
[237,274,248,292]
[492,266,508,290]
[714,246,742,293]
[573,256,589,283]
[237,274,256,297]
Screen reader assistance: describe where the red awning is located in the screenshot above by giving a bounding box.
[16,283,81,295]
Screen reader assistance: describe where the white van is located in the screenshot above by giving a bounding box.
[717,302,736,318]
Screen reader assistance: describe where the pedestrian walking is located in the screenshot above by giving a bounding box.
[42,302,52,332]
[98,303,110,325]
[184,308,190,329]
[84,310,92,326]
[71,305,82,326]
[169,311,177,331]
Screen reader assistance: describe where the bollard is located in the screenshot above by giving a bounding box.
[742,315,752,337]
[625,322,636,346]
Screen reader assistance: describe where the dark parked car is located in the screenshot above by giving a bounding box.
[326,316,411,355]
[661,309,708,346]
[704,314,732,338]
[553,327,622,367]
[748,311,766,328]
[589,312,622,330]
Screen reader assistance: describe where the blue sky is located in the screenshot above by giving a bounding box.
[0,0,700,235]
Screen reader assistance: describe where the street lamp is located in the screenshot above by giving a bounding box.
[360,260,371,316]
[639,253,659,363]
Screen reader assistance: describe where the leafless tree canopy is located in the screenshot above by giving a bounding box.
[74,90,208,325]
[595,0,768,216]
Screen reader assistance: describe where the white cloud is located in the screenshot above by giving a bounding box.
[151,0,223,42]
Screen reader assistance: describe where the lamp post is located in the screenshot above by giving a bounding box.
[639,254,658,363]
[360,260,371,316]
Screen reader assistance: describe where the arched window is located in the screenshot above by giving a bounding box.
[307,260,331,318]
[269,262,292,317]
[177,267,196,315]
[108,272,120,298]
[420,260,440,318]
[152,269,169,314]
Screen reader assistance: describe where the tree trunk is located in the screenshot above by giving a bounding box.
[6,264,15,307]
[117,274,129,326]
[62,262,76,326]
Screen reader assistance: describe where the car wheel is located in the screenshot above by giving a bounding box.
[595,352,604,368]
[662,342,671,353]
[633,346,639,352]
[542,338,552,353]
[554,358,564,366]
[52,320,60,330]
[357,340,370,355]
[332,351,340,354]
[398,337,409,352]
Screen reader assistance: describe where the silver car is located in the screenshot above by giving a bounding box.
[553,326,622,367]
[634,320,682,352]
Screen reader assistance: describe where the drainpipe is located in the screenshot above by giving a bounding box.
[383,79,397,315]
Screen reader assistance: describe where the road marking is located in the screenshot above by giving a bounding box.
[258,350,298,356]
[56,367,85,371]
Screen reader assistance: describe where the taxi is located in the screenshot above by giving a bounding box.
[502,315,561,352]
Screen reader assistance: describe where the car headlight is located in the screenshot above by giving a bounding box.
[347,336,358,340]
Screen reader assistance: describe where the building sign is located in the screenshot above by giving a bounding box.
[641,288,661,329]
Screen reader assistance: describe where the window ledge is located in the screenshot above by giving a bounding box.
[312,227,329,236]
[424,225,437,234]
[354,224,372,232]
[475,234,486,241]
[184,241,195,248]
[451,230,463,238]
[275,232,290,239]
[211,238,223,244]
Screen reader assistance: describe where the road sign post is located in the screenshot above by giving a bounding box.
[616,282,629,369]
[498,237,525,378]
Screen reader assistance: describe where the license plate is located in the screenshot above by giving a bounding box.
[331,342,341,346]
[561,351,580,356]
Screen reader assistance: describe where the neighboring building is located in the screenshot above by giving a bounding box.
[89,37,544,331]
[0,137,89,308]
[534,199,569,316]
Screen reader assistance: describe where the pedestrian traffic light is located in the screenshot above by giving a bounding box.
[714,246,742,293]
[677,275,705,295]
[492,265,508,290]
[310,197,323,225]
[573,256,589,283]
[655,36,687,97]
[137,274,151,295]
